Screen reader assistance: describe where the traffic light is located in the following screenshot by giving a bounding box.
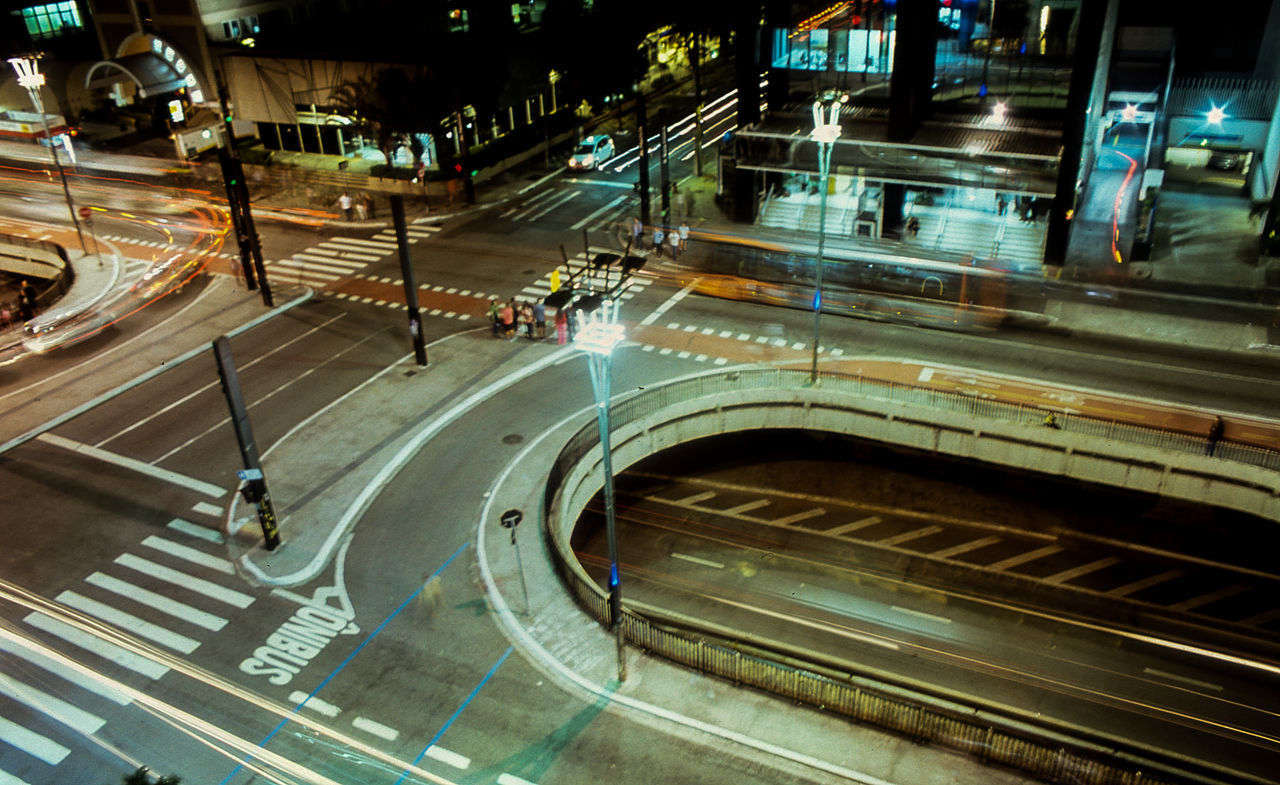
[454,163,463,173]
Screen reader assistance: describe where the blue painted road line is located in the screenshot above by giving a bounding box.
[218,541,470,785]
[396,646,514,785]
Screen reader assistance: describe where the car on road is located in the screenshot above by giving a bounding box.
[568,135,614,171]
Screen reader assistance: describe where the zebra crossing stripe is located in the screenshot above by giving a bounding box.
[55,591,200,654]
[84,573,228,632]
[291,255,367,272]
[303,247,381,263]
[0,715,69,766]
[113,553,252,608]
[140,535,235,574]
[22,613,169,679]
[326,237,399,250]
[167,517,223,544]
[0,632,131,705]
[0,670,106,734]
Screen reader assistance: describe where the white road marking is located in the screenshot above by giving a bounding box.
[0,715,69,765]
[1111,569,1184,597]
[1143,667,1223,692]
[891,606,952,625]
[930,536,1000,558]
[425,745,471,769]
[84,573,228,631]
[352,716,399,740]
[168,517,224,543]
[987,545,1062,571]
[527,189,581,221]
[672,553,724,569]
[141,535,235,575]
[570,194,628,230]
[56,591,199,654]
[114,554,253,608]
[1043,556,1120,585]
[498,774,539,785]
[23,613,169,679]
[771,508,826,526]
[34,433,224,498]
[0,631,131,705]
[0,670,106,734]
[290,692,341,716]
[188,502,224,521]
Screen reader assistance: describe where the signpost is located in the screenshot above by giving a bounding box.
[500,509,529,613]
[78,206,100,258]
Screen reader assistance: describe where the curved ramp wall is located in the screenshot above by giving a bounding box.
[543,367,1280,785]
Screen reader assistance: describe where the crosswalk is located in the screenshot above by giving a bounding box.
[96,222,443,291]
[500,187,633,234]
[519,247,655,304]
[0,518,251,780]
[266,223,442,288]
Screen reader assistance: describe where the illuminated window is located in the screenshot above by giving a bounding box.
[21,1,83,40]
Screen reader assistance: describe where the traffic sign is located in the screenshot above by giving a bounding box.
[499,509,523,529]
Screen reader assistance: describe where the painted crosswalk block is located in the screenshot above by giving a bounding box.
[267,224,441,288]
[0,519,249,781]
[500,187,632,235]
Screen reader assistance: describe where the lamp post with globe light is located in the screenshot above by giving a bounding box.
[574,298,627,682]
[809,91,846,384]
[8,55,86,254]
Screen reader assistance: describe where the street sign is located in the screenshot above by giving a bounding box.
[78,206,91,220]
[499,509,523,529]
[236,468,263,481]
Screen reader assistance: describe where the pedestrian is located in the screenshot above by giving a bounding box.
[500,299,515,339]
[678,221,689,252]
[653,226,665,258]
[487,299,501,335]
[1206,416,1225,456]
[631,217,644,250]
[668,228,680,260]
[533,298,547,339]
[17,280,36,322]
[555,308,568,345]
[338,192,354,220]
[355,194,368,221]
[1043,412,1059,430]
[906,216,920,237]
[997,196,1007,216]
[518,301,534,338]
[364,193,377,220]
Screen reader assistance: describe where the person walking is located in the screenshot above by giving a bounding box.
[17,279,36,322]
[555,308,568,345]
[487,299,501,335]
[678,221,689,253]
[653,226,665,258]
[518,301,534,339]
[500,300,515,339]
[338,192,354,221]
[532,299,547,339]
[631,217,644,250]
[668,228,680,261]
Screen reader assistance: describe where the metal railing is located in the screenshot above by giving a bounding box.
[543,367,1277,785]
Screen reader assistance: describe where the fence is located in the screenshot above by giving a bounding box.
[543,367,1277,785]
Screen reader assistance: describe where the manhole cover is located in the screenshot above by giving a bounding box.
[502,434,524,445]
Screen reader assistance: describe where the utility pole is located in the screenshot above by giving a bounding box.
[635,88,651,226]
[390,195,428,366]
[213,336,280,551]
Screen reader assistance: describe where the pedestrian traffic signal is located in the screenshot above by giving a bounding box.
[454,163,463,173]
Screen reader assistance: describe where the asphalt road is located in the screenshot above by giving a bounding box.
[1,135,1279,785]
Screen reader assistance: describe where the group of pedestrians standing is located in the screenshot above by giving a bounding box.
[630,217,690,260]
[337,192,377,221]
[489,297,558,342]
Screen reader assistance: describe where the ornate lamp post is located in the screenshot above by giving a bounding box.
[573,298,627,682]
[809,91,846,384]
[8,55,86,254]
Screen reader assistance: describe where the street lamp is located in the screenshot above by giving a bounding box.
[809,91,846,384]
[8,55,87,254]
[574,298,627,683]
[549,69,561,114]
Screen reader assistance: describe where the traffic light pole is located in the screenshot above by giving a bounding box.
[390,195,428,366]
[212,335,280,551]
